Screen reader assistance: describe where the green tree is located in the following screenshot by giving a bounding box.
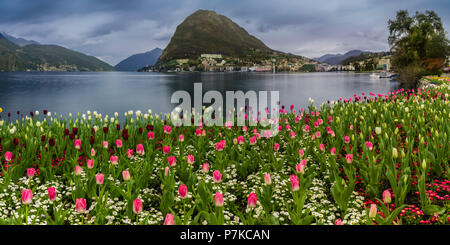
[388,10,450,87]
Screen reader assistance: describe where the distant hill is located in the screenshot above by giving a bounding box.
[115,48,162,71]
[157,10,305,66]
[1,32,39,46]
[0,33,114,71]
[314,50,371,65]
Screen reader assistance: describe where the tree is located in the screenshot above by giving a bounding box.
[388,10,450,87]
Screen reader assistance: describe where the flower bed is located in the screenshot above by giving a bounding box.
[0,86,449,225]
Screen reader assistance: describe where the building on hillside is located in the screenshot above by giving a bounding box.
[377,56,391,71]
[200,54,223,59]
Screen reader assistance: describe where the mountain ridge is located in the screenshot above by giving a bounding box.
[115,48,162,71]
[314,50,371,65]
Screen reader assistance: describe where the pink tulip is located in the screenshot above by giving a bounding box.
[103,141,109,149]
[163,125,171,134]
[304,125,310,132]
[344,136,350,144]
[213,170,222,183]
[48,187,56,201]
[383,190,392,204]
[296,159,307,174]
[335,219,344,225]
[274,143,280,151]
[233,138,238,144]
[27,168,36,178]
[249,136,256,145]
[298,149,305,157]
[330,147,337,155]
[96,173,104,185]
[168,156,177,167]
[238,136,245,144]
[133,198,143,214]
[163,145,170,154]
[315,131,321,138]
[164,166,170,176]
[4,151,12,162]
[187,155,194,164]
[86,159,94,169]
[365,141,373,151]
[90,148,96,157]
[264,173,271,185]
[195,128,202,136]
[22,189,33,205]
[345,154,353,163]
[369,204,377,218]
[110,155,119,165]
[202,163,209,173]
[75,198,87,213]
[74,139,81,150]
[163,213,175,225]
[74,165,83,176]
[319,144,325,151]
[290,131,296,138]
[126,149,134,158]
[216,141,224,151]
[148,131,155,140]
[122,170,131,181]
[178,134,184,142]
[247,193,257,208]
[116,139,122,148]
[290,174,300,192]
[136,144,145,156]
[178,184,187,199]
[214,192,224,207]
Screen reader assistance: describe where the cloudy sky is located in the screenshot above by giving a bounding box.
[1,0,449,65]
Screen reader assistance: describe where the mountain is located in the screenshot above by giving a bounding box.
[115,48,162,71]
[314,50,371,65]
[1,32,39,46]
[157,10,281,65]
[0,34,114,71]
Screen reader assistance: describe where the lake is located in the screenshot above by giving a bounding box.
[0,71,399,118]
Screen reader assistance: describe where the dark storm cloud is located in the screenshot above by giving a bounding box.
[0,0,448,65]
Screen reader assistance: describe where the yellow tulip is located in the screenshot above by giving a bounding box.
[0,107,3,113]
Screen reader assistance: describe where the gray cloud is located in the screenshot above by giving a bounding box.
[0,0,448,65]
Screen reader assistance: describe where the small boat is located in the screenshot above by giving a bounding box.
[379,71,391,78]
[369,73,379,79]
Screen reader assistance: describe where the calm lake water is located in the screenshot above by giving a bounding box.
[0,71,399,118]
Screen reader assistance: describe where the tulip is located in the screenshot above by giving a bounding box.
[249,136,256,145]
[344,136,350,144]
[116,139,122,148]
[168,156,177,167]
[74,139,81,150]
[48,187,56,201]
[238,136,245,144]
[298,149,304,157]
[375,127,382,135]
[214,192,224,207]
[216,141,224,151]
[334,219,344,225]
[163,213,175,225]
[178,184,187,199]
[163,125,172,134]
[369,204,377,218]
[110,155,119,165]
[86,159,94,169]
[90,148,96,157]
[383,190,392,204]
[213,170,222,183]
[103,141,109,149]
[27,168,36,178]
[179,134,184,142]
[330,147,337,155]
[148,131,155,140]
[202,163,209,173]
[264,173,271,185]
[187,155,194,164]
[74,165,83,176]
[392,148,398,159]
[122,170,131,181]
[365,141,373,150]
[136,144,145,156]
[22,189,33,204]
[274,143,280,151]
[345,154,353,163]
[319,144,325,151]
[163,146,170,154]
[75,198,87,213]
[290,175,300,191]
[133,199,143,214]
[96,173,104,185]
[296,159,307,174]
[247,192,257,208]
